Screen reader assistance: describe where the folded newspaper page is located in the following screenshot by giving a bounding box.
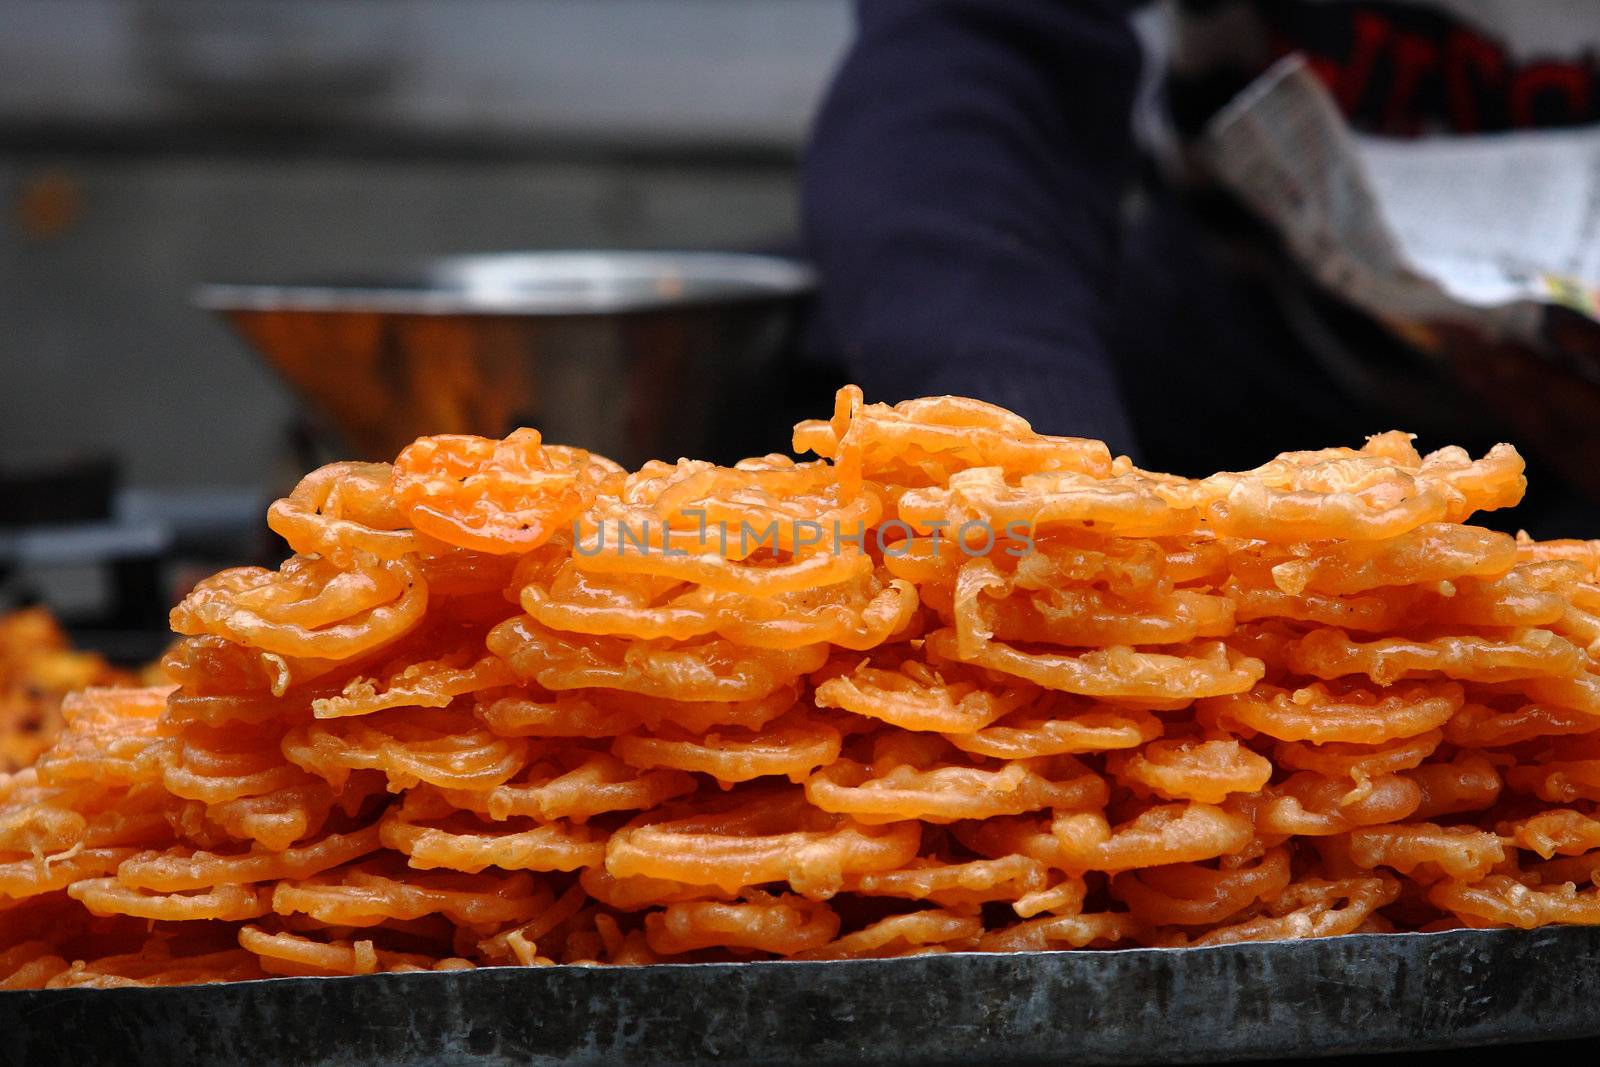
[1201,55,1600,349]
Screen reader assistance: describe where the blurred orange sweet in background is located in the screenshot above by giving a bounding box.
[0,608,163,773]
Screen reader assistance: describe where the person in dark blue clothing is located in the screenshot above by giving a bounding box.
[800,1,1600,480]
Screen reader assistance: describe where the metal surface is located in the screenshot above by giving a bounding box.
[196,252,816,468]
[4,928,1599,1066]
[196,252,817,316]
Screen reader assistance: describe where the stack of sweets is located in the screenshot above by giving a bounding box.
[5,386,1600,988]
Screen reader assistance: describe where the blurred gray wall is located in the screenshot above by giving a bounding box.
[0,0,852,488]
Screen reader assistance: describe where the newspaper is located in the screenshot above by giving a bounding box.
[1201,56,1600,350]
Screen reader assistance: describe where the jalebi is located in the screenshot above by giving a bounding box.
[3,388,1599,987]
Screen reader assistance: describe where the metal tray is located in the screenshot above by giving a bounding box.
[4,927,1599,1066]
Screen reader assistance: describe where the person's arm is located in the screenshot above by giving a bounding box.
[801,0,1142,453]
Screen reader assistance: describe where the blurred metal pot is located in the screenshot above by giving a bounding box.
[196,251,815,468]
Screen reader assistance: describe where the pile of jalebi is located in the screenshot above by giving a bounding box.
[8,386,1600,988]
[0,608,140,773]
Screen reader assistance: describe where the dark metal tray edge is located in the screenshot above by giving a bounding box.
[4,927,1598,1066]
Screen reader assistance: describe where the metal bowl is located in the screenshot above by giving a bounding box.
[196,251,816,468]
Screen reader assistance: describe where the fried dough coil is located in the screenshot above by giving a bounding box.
[926,629,1264,701]
[170,553,428,661]
[795,908,984,959]
[604,790,921,898]
[1050,803,1255,873]
[614,714,842,785]
[1428,874,1600,928]
[311,652,516,719]
[488,616,827,702]
[114,825,382,892]
[67,878,270,922]
[272,857,549,927]
[977,912,1142,951]
[944,702,1162,759]
[812,659,1032,734]
[1345,824,1506,881]
[1110,739,1273,804]
[644,891,839,956]
[1111,847,1292,925]
[1287,628,1586,685]
[392,430,621,555]
[843,855,1050,910]
[435,749,696,823]
[282,708,528,792]
[379,790,605,873]
[805,753,1107,824]
[1180,877,1401,945]
[267,461,430,560]
[1199,681,1463,744]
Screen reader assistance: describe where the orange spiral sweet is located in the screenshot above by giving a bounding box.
[5,387,1600,987]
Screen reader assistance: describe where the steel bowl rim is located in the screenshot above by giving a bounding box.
[193,250,816,317]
